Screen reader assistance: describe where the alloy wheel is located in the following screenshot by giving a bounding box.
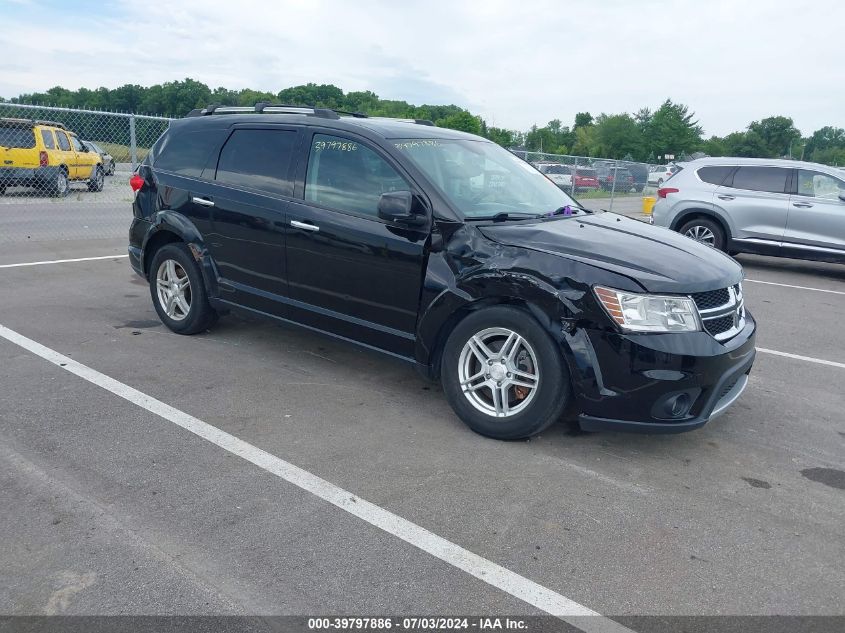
[685,225,716,246]
[457,327,539,418]
[156,259,192,321]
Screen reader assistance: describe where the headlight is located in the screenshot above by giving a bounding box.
[594,286,701,333]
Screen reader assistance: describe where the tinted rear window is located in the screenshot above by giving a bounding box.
[0,125,35,148]
[730,166,789,193]
[576,168,596,177]
[215,129,297,196]
[697,165,733,185]
[153,128,224,178]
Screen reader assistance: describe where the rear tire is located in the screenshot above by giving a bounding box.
[149,243,218,335]
[441,306,570,440]
[679,217,726,251]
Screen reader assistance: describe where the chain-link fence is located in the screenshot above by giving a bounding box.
[0,103,171,203]
[510,150,656,212]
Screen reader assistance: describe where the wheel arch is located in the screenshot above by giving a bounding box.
[417,287,577,382]
[671,208,732,242]
[140,211,220,298]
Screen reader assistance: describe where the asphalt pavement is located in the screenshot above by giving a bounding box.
[0,199,842,629]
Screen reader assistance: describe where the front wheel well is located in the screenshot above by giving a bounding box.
[427,297,541,380]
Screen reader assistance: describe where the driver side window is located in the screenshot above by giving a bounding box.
[796,170,845,200]
[305,134,408,218]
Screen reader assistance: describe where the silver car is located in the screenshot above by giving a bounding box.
[651,157,845,262]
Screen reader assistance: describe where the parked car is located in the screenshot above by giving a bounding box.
[571,167,601,192]
[626,163,649,192]
[129,104,755,440]
[0,118,104,196]
[82,140,115,175]
[651,157,845,262]
[594,163,634,192]
[648,163,681,186]
[534,162,572,189]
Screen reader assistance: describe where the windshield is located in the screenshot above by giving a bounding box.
[394,139,577,219]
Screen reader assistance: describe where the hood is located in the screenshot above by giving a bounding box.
[478,212,742,293]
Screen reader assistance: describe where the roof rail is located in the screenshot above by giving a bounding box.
[187,103,340,120]
[183,104,436,126]
[369,116,435,126]
[34,120,67,130]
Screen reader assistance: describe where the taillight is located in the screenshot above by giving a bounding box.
[129,173,145,192]
[39,151,48,167]
[657,187,679,199]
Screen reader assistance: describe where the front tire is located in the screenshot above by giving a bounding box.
[441,306,570,440]
[679,217,727,251]
[87,166,104,192]
[149,243,218,335]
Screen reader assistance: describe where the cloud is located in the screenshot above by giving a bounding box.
[2,0,843,136]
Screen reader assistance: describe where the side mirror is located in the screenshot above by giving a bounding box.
[378,191,426,225]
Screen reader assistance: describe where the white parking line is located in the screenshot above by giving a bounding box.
[745,279,845,296]
[757,347,845,369]
[0,323,631,633]
[0,254,128,269]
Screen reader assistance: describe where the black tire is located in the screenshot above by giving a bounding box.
[148,243,218,335]
[441,306,570,440]
[87,166,104,192]
[50,169,70,197]
[0,185,5,196]
[107,161,115,175]
[678,217,727,252]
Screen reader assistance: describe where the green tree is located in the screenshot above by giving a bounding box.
[592,113,643,159]
[645,99,703,160]
[573,112,593,129]
[747,116,801,157]
[436,111,482,135]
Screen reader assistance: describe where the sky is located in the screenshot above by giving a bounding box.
[1,0,842,137]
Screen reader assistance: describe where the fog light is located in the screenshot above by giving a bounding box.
[668,393,691,418]
[652,390,699,420]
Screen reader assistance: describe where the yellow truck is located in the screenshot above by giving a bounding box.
[0,118,104,196]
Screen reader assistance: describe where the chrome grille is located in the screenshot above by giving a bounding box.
[691,283,745,342]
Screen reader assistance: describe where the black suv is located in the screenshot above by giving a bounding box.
[129,104,756,440]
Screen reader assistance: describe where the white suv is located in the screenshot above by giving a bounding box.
[651,157,845,262]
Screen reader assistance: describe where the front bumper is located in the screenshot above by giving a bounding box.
[569,314,756,434]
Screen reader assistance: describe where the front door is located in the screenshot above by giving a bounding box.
[69,133,95,179]
[285,132,429,358]
[785,168,845,256]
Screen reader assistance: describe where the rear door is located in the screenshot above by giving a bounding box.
[714,165,791,245]
[203,125,301,315]
[784,169,845,255]
[54,130,77,178]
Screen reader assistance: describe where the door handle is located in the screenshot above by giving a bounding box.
[717,195,735,201]
[290,220,319,232]
[191,197,214,207]
[792,202,813,208]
